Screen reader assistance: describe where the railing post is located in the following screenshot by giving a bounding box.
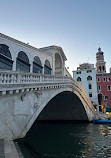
[40,75,42,83]
[17,73,21,84]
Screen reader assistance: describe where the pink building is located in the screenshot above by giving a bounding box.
[96,47,111,112]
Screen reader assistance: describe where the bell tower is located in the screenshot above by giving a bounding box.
[96,47,106,73]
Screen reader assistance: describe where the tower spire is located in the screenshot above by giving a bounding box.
[96,47,106,73]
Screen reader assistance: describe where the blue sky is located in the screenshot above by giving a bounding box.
[1,0,111,75]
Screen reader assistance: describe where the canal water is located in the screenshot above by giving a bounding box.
[17,122,111,158]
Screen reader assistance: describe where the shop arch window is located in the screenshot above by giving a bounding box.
[16,51,30,72]
[0,44,13,70]
[44,60,52,74]
[33,56,43,73]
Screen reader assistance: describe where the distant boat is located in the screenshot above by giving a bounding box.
[93,119,111,124]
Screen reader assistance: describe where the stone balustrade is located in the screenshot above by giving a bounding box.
[0,71,70,85]
[0,70,95,112]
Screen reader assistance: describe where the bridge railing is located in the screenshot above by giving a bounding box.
[0,70,95,112]
[69,77,95,112]
[0,71,70,85]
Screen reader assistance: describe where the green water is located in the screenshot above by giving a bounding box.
[17,123,111,158]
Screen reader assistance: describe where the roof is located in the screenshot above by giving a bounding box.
[38,45,67,61]
[97,73,111,76]
[96,47,104,55]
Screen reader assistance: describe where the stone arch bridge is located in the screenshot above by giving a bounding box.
[0,71,95,140]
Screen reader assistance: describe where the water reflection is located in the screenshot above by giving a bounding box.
[17,123,111,158]
[100,125,111,137]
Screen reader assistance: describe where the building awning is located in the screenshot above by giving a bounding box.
[106,107,111,112]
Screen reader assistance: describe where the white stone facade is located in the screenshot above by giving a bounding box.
[0,33,67,76]
[73,63,98,107]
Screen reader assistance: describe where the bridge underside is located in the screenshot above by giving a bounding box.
[37,91,88,122]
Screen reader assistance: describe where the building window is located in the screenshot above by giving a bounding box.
[107,86,111,91]
[89,93,92,97]
[89,84,92,89]
[99,66,101,71]
[33,56,43,74]
[44,60,52,74]
[107,77,111,82]
[76,71,81,74]
[105,102,108,107]
[104,96,108,100]
[97,77,100,82]
[77,77,81,82]
[87,76,92,81]
[98,85,101,91]
[103,77,106,82]
[87,70,92,73]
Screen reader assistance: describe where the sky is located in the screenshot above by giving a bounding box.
[1,0,111,75]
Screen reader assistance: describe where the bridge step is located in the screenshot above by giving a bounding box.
[0,139,5,158]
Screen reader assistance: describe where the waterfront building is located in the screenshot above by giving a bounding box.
[96,47,111,112]
[73,63,98,109]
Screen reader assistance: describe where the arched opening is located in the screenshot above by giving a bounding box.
[87,76,92,81]
[16,51,30,72]
[0,44,13,70]
[37,91,88,121]
[55,53,62,76]
[33,56,43,73]
[98,93,104,112]
[44,59,52,74]
[77,77,81,82]
[16,91,90,157]
[89,84,92,89]
[99,66,101,71]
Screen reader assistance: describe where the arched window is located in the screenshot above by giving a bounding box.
[89,84,92,89]
[55,53,62,76]
[0,44,13,70]
[103,66,105,71]
[77,77,81,82]
[99,66,101,71]
[44,60,52,74]
[87,76,92,81]
[33,56,43,73]
[16,51,30,72]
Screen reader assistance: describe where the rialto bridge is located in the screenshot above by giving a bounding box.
[0,33,95,140]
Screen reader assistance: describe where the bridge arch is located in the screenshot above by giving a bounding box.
[21,87,93,137]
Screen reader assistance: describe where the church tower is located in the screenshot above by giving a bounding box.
[96,47,106,73]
